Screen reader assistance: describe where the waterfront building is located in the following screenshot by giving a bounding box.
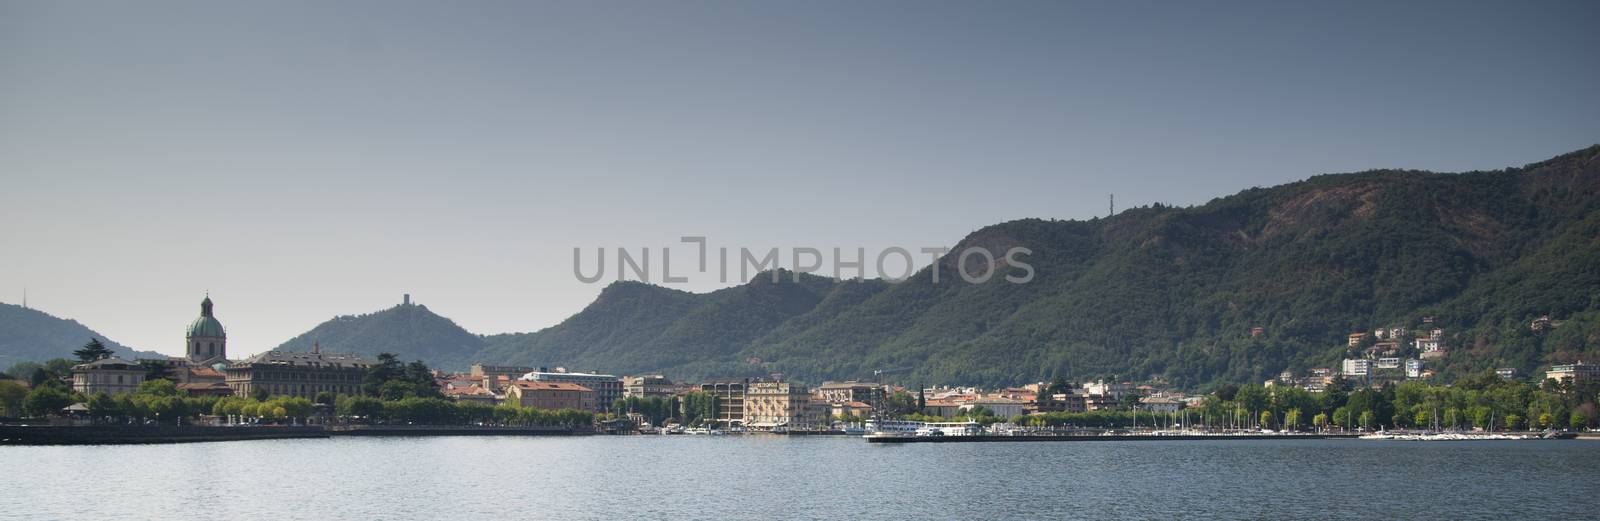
[1546,361,1600,385]
[742,381,814,430]
[1030,392,1087,414]
[804,401,832,428]
[699,380,747,428]
[442,384,497,404]
[504,381,595,410]
[1496,367,1517,379]
[1085,394,1122,411]
[1348,332,1367,347]
[520,371,622,412]
[71,357,144,395]
[1375,357,1401,369]
[225,349,371,398]
[830,401,874,418]
[623,374,675,398]
[817,381,885,408]
[1139,396,1181,413]
[964,397,1024,418]
[922,398,965,418]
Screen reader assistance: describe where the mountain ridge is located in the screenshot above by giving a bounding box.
[0,303,163,367]
[5,145,1598,388]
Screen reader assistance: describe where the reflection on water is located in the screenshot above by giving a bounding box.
[3,437,1597,520]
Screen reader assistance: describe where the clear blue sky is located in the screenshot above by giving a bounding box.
[2,0,1597,357]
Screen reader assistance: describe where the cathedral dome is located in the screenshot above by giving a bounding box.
[186,296,226,339]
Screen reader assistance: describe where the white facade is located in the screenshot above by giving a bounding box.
[1342,358,1372,377]
[1405,359,1425,378]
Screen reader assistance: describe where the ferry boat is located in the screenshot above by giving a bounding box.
[863,419,924,438]
[916,421,982,437]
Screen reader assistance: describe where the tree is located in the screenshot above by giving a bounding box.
[22,386,74,417]
[1259,410,1274,430]
[1312,412,1328,431]
[73,338,114,363]
[884,391,918,417]
[140,359,175,382]
[0,380,28,417]
[1358,410,1376,430]
[1284,408,1302,431]
[137,379,181,397]
[86,392,122,421]
[1570,409,1591,430]
[1322,378,1350,414]
[362,353,403,397]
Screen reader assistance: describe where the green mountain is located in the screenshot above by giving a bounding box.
[475,271,848,377]
[0,303,161,368]
[276,302,487,371]
[479,145,1600,388]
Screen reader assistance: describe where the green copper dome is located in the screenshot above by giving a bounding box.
[186,296,226,339]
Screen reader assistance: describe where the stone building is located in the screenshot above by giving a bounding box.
[623,374,675,398]
[504,381,596,411]
[817,381,884,408]
[520,371,622,412]
[225,348,371,398]
[71,357,145,395]
[742,381,816,430]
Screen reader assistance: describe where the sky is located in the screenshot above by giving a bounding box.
[2,0,1597,358]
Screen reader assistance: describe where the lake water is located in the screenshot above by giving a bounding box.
[3,436,1596,520]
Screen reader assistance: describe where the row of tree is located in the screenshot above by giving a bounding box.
[1193,372,1598,431]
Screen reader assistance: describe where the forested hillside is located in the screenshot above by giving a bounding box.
[0,303,159,367]
[480,145,1600,388]
[275,302,488,371]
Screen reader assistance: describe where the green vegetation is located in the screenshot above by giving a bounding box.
[276,302,488,372]
[72,338,113,363]
[612,396,681,427]
[362,352,443,399]
[332,395,592,427]
[1191,373,1598,432]
[73,380,223,424]
[678,391,719,426]
[0,303,157,368]
[469,146,1600,389]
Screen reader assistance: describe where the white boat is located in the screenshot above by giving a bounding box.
[864,419,925,437]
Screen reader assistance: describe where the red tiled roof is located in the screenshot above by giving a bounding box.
[188,366,225,378]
